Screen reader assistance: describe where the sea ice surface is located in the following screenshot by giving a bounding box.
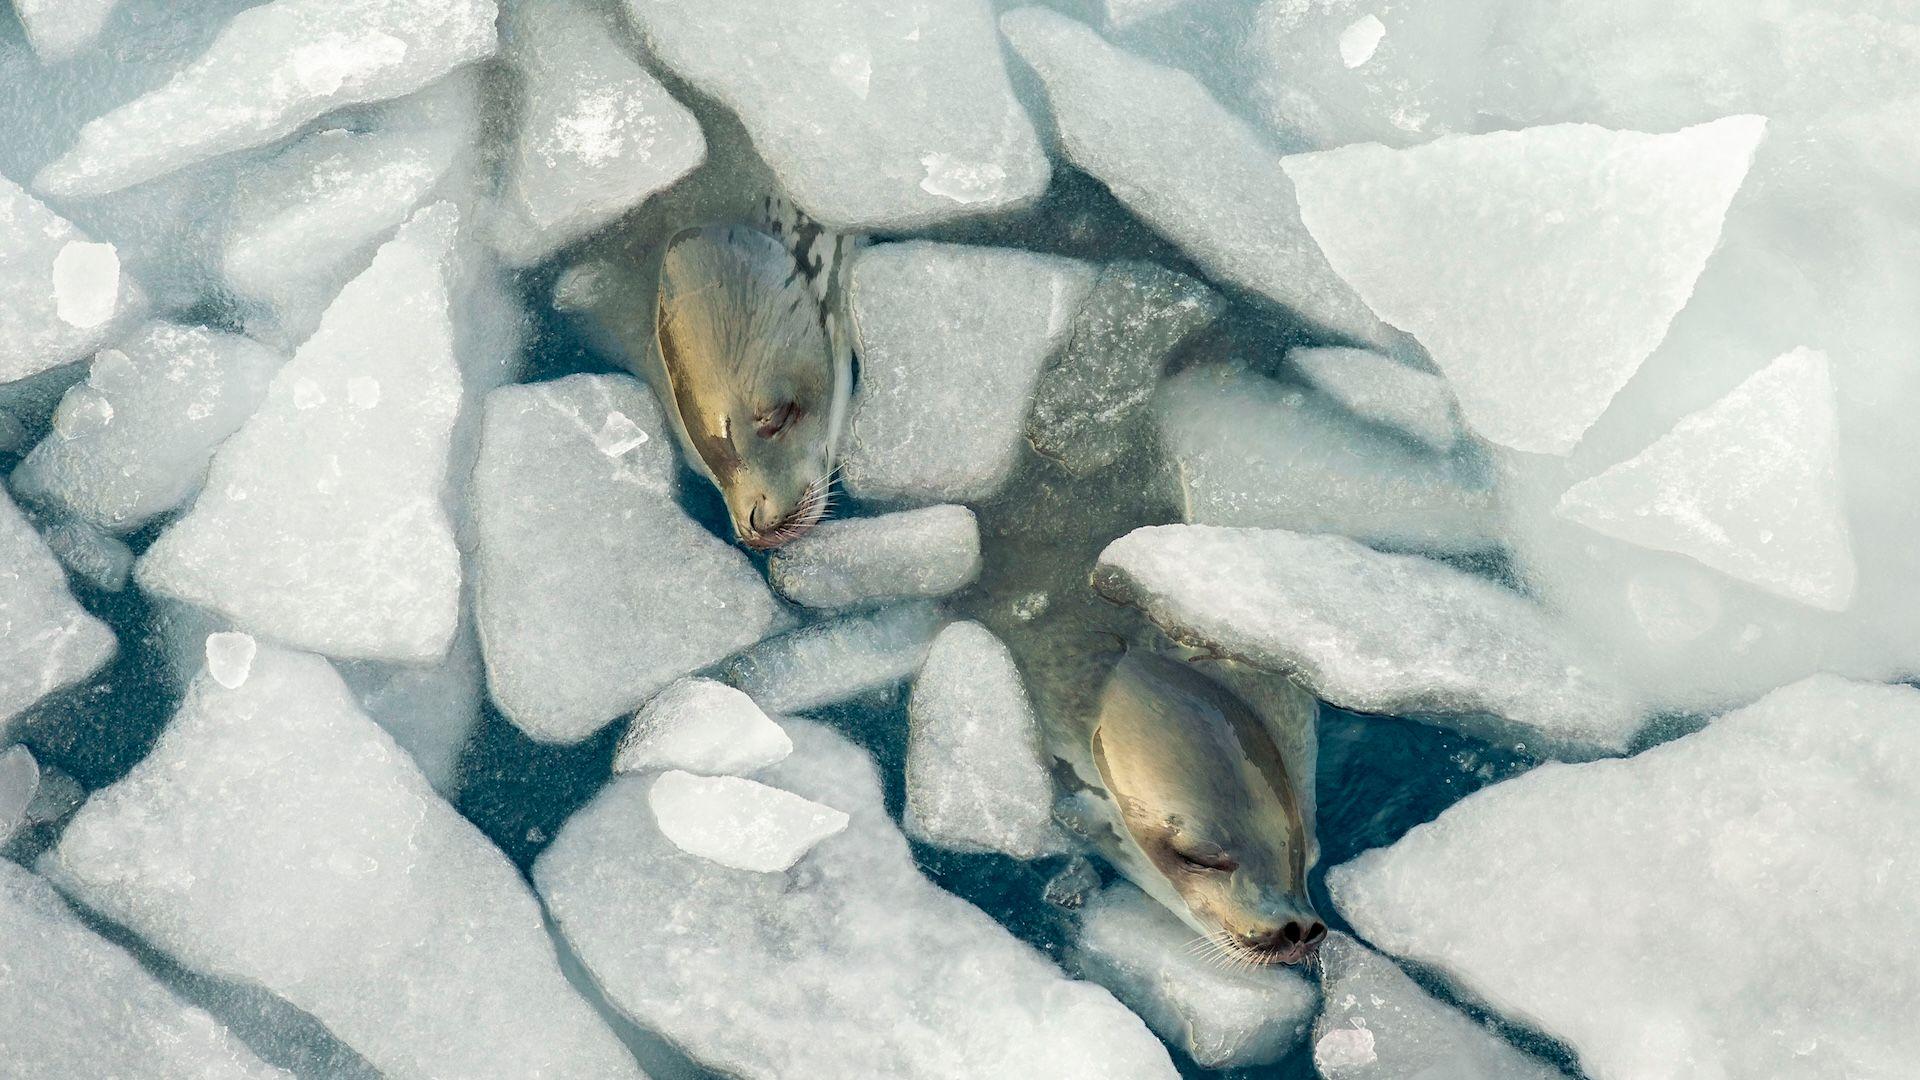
[0,744,37,847]
[537,718,1178,1079]
[1287,346,1461,453]
[1331,675,1920,1080]
[768,504,981,609]
[472,374,777,742]
[0,487,116,740]
[723,601,943,715]
[136,204,465,663]
[649,769,849,873]
[44,645,641,1080]
[843,241,1095,504]
[0,175,142,385]
[12,0,122,62]
[614,677,792,777]
[1281,115,1767,453]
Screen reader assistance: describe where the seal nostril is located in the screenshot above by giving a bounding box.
[1281,921,1303,945]
[1305,920,1327,945]
[747,498,770,533]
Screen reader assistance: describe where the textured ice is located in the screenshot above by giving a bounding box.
[1557,347,1854,611]
[0,744,36,847]
[768,505,981,609]
[1156,364,1497,555]
[649,770,849,873]
[11,323,283,533]
[1,176,142,385]
[1000,8,1390,346]
[1288,346,1461,453]
[34,0,498,198]
[491,0,704,266]
[626,0,1047,229]
[844,241,1095,504]
[614,677,792,777]
[723,602,943,715]
[904,621,1061,859]
[1314,933,1561,1080]
[537,718,1178,1079]
[44,645,640,1080]
[0,488,116,739]
[1095,525,1644,755]
[1282,115,1766,453]
[12,0,122,62]
[1026,262,1223,477]
[1075,884,1317,1069]
[137,204,464,662]
[0,861,287,1080]
[1330,675,1920,1080]
[338,618,486,795]
[472,374,777,742]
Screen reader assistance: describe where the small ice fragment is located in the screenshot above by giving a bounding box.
[614,678,792,776]
[347,376,381,409]
[292,378,326,409]
[204,632,258,690]
[920,153,1009,205]
[648,770,849,873]
[1338,15,1386,68]
[52,388,114,440]
[52,242,121,329]
[594,410,648,456]
[1315,1026,1379,1069]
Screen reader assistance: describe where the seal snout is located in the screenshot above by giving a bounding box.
[1235,912,1327,965]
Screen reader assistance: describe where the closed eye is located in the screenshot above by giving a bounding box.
[1173,847,1238,873]
[755,401,802,439]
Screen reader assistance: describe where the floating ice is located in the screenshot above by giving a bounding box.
[1156,364,1497,555]
[843,241,1095,504]
[1095,525,1644,756]
[626,0,1047,228]
[593,410,648,456]
[1,176,142,385]
[34,0,499,198]
[35,515,135,592]
[1314,933,1562,1079]
[490,0,704,266]
[1338,15,1387,69]
[1287,346,1461,453]
[0,488,116,740]
[12,0,122,62]
[723,602,943,715]
[1281,115,1767,453]
[203,631,257,690]
[1075,884,1317,1069]
[0,862,288,1080]
[999,8,1390,346]
[0,744,37,847]
[768,505,981,609]
[615,677,792,777]
[1330,675,1920,1080]
[137,204,465,663]
[12,322,283,533]
[337,618,486,795]
[44,645,640,1080]
[472,374,777,742]
[537,718,1178,1079]
[904,622,1061,859]
[649,770,849,873]
[1027,262,1223,477]
[1556,347,1854,611]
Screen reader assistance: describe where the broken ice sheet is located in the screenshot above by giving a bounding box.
[614,677,792,777]
[0,487,117,741]
[1,175,144,386]
[0,744,38,847]
[649,769,848,873]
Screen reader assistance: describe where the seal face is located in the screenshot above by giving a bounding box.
[1090,650,1325,966]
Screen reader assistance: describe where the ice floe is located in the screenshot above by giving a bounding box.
[0,488,116,740]
[768,504,981,610]
[648,769,848,873]
[1287,346,1461,454]
[723,601,943,715]
[1,175,143,386]
[614,677,792,777]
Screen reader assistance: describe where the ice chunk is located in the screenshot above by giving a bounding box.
[1281,115,1767,453]
[723,602,943,715]
[904,621,1061,859]
[1094,525,1644,756]
[1075,884,1317,1069]
[999,8,1390,346]
[626,0,1047,229]
[537,718,1178,1079]
[614,677,792,777]
[1314,933,1562,1080]
[337,618,486,796]
[1,744,37,847]
[649,770,848,873]
[1156,364,1497,555]
[1556,347,1853,611]
[34,514,135,592]
[136,204,465,663]
[0,488,116,740]
[491,0,704,266]
[1337,14,1387,68]
[844,241,1096,504]
[1,176,142,385]
[0,862,288,1079]
[1026,262,1223,477]
[13,0,122,62]
[1287,346,1461,453]
[44,645,640,1080]
[473,374,777,742]
[1330,675,1920,1080]
[34,0,498,198]
[768,504,981,609]
[11,323,283,533]
[203,631,257,690]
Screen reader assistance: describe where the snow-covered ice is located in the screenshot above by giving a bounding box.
[844,241,1095,504]
[44,645,641,1080]
[136,204,465,663]
[0,744,36,847]
[1,176,142,385]
[1075,883,1317,1069]
[649,769,849,873]
[0,488,116,740]
[1095,524,1644,756]
[768,504,981,610]
[614,677,792,777]
[472,374,777,742]
[1282,115,1766,453]
[537,718,1179,1079]
[1331,675,1920,1080]
[723,601,944,715]
[12,0,122,62]
[1287,346,1461,454]
[904,621,1061,859]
